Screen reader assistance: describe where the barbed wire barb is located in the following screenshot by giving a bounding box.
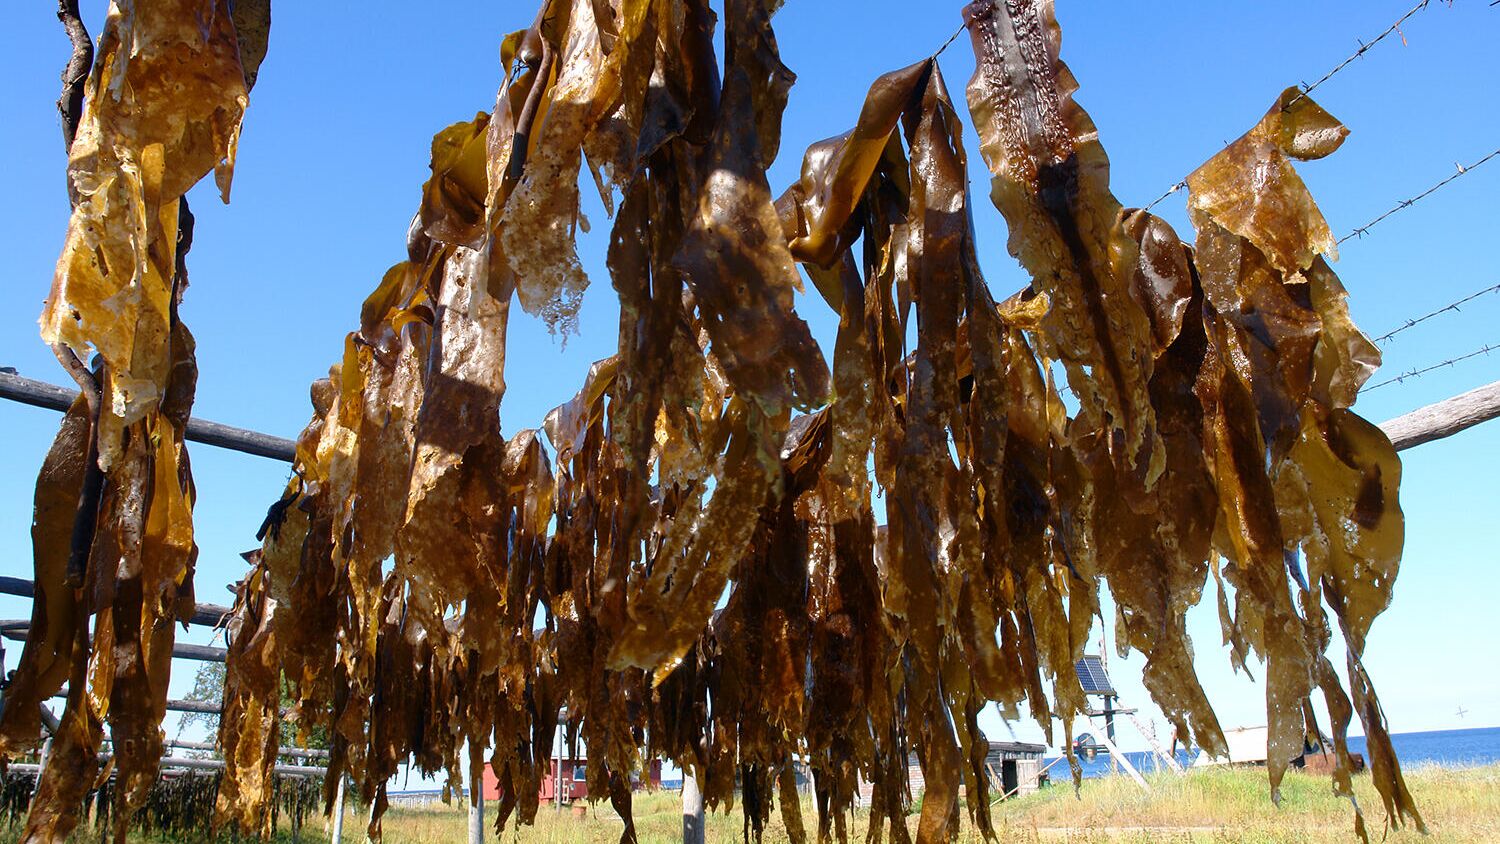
[1374,282,1500,344]
[1360,342,1499,393]
[1339,146,1500,244]
[1142,0,1443,212]
[1285,0,1434,110]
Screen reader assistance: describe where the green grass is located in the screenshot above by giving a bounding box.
[5,764,1497,842]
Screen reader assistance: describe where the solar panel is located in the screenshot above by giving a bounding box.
[1075,655,1116,696]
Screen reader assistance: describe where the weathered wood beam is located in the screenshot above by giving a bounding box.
[5,626,226,662]
[51,692,221,715]
[0,370,296,462]
[158,737,329,760]
[1379,380,1500,452]
[0,575,231,627]
[7,756,326,778]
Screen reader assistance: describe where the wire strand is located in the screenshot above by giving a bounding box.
[1373,282,1500,344]
[933,21,967,59]
[1285,0,1435,110]
[1339,146,1500,244]
[1143,0,1443,211]
[1360,342,1499,393]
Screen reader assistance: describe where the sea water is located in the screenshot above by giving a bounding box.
[1349,725,1500,768]
[1045,725,1500,779]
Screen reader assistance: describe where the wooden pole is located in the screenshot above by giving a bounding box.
[8,371,1499,464]
[37,704,62,735]
[4,625,226,662]
[0,370,297,462]
[51,692,221,715]
[1379,380,1500,452]
[1092,731,1149,791]
[682,772,705,844]
[0,575,230,627]
[6,756,325,777]
[152,737,327,759]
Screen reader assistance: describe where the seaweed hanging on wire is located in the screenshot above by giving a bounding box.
[5,1,1423,843]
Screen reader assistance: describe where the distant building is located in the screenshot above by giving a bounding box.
[480,750,663,804]
[985,740,1048,797]
[1192,724,1365,774]
[857,739,1048,805]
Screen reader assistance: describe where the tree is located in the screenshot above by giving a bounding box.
[175,662,328,753]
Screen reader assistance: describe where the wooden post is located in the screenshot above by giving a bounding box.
[682,772,705,844]
[1379,380,1500,451]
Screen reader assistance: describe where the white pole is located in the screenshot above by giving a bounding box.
[682,772,705,844]
[468,763,484,844]
[329,775,346,843]
[555,724,564,813]
[1093,731,1149,791]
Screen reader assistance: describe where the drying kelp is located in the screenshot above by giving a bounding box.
[778,53,1107,840]
[9,0,1421,843]
[2,769,321,841]
[1184,87,1419,834]
[212,555,283,836]
[962,0,1418,838]
[218,1,1414,841]
[961,0,1160,487]
[4,1,270,841]
[40,0,259,469]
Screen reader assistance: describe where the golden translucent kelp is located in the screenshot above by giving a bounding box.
[41,0,255,470]
[1183,85,1417,834]
[9,1,1421,843]
[6,2,269,841]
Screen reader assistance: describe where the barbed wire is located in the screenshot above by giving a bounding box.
[932,21,967,58]
[1143,0,1443,212]
[1373,282,1500,344]
[1360,342,1499,393]
[1338,146,1500,244]
[1285,0,1436,110]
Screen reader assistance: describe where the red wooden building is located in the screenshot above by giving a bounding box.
[481,752,663,803]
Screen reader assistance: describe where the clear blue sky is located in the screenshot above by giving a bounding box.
[1,1,1497,760]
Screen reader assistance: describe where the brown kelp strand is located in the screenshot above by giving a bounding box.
[8,1,1420,843]
[4,2,268,843]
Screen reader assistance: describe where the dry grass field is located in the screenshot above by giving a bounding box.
[4,763,1496,843]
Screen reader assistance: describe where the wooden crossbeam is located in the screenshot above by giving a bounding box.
[0,370,295,462]
[0,576,231,628]
[4,626,225,662]
[50,692,221,715]
[1377,380,1500,452]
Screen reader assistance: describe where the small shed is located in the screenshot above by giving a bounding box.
[984,740,1048,798]
[860,739,1047,805]
[481,751,662,804]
